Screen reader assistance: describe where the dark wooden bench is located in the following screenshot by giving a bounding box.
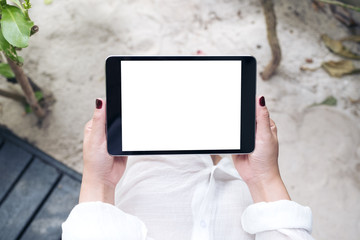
[0,127,81,240]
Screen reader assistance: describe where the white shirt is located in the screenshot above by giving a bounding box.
[62,155,313,240]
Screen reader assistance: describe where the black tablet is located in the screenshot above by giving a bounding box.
[106,56,256,156]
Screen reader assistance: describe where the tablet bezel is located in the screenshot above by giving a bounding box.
[106,56,256,156]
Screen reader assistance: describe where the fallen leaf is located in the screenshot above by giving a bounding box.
[312,1,325,12]
[320,96,337,106]
[300,65,320,72]
[349,98,360,104]
[305,58,313,63]
[311,96,337,107]
[34,90,44,101]
[44,0,53,5]
[321,34,360,60]
[340,35,360,43]
[24,90,44,113]
[321,60,360,77]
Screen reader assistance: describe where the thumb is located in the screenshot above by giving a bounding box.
[256,96,272,137]
[90,98,106,141]
[269,118,278,138]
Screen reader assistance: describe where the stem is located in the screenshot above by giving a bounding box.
[260,0,282,80]
[0,52,6,63]
[6,57,46,119]
[7,76,42,92]
[0,88,27,104]
[317,0,360,12]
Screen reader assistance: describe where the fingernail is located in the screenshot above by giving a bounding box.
[96,99,102,109]
[259,96,266,107]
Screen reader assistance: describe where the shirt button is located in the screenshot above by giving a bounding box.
[200,220,207,228]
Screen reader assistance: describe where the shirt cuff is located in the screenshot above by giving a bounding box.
[62,201,148,240]
[241,200,312,234]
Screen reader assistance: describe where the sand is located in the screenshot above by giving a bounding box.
[0,0,359,239]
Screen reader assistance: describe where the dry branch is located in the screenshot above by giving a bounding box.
[317,0,360,12]
[260,0,282,80]
[0,88,27,104]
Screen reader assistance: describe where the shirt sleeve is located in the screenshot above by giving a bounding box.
[241,200,314,240]
[62,201,152,240]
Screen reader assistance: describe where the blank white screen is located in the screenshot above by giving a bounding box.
[121,60,241,151]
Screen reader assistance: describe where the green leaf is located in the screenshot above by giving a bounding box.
[0,27,23,64]
[17,55,23,63]
[311,96,337,107]
[9,0,24,11]
[1,5,34,48]
[0,0,6,8]
[25,104,31,113]
[321,34,360,60]
[0,63,15,78]
[24,90,44,113]
[340,35,360,43]
[34,90,44,101]
[44,0,53,5]
[321,60,360,77]
[0,28,9,51]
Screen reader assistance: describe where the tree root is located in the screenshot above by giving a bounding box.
[260,0,282,80]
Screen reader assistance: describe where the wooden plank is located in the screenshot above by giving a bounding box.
[0,142,32,202]
[21,176,80,240]
[0,159,60,240]
[0,128,81,182]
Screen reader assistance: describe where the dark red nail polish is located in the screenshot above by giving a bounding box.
[259,96,266,107]
[96,99,102,109]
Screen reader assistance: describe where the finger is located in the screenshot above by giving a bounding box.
[84,119,93,137]
[90,98,107,141]
[269,118,278,137]
[256,96,272,137]
[114,156,128,165]
[232,154,246,162]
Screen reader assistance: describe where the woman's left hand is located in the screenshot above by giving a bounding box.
[232,96,290,202]
[79,98,127,204]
